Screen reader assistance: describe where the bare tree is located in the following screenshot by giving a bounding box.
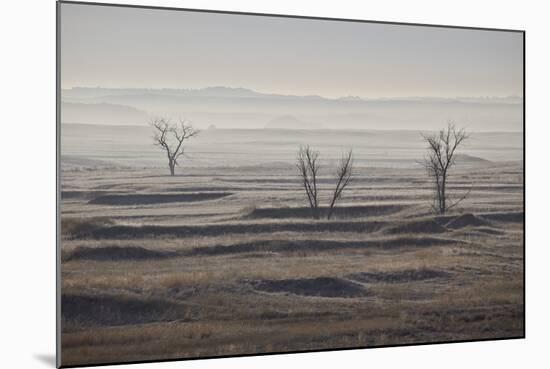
[327,150,354,220]
[152,118,199,176]
[296,145,321,219]
[420,123,469,214]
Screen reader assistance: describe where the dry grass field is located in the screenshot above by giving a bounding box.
[59,127,524,366]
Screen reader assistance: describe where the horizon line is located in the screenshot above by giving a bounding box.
[61,85,524,102]
[60,122,524,134]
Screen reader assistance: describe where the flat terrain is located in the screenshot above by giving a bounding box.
[60,127,524,366]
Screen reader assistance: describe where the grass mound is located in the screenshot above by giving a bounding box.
[88,192,232,206]
[479,211,524,223]
[445,213,492,229]
[61,217,115,238]
[251,277,368,298]
[243,204,405,220]
[384,219,447,235]
[349,268,450,284]
[61,294,189,326]
[467,226,505,235]
[65,246,176,262]
[189,237,463,256]
[66,220,386,240]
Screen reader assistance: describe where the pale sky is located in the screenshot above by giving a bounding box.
[60,2,523,99]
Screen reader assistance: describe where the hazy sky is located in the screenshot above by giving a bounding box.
[60,3,523,99]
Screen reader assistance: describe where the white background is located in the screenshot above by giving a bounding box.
[0,0,548,368]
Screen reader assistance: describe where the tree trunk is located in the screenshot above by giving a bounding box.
[440,177,446,214]
[327,198,337,220]
[169,161,175,176]
[312,208,320,220]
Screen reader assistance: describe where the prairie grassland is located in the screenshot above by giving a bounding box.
[60,155,523,366]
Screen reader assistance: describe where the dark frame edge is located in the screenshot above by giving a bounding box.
[57,0,525,33]
[59,335,525,369]
[56,1,62,368]
[522,30,526,339]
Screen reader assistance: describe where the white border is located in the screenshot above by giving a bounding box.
[2,1,548,369]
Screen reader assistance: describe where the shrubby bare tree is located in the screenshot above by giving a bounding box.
[152,118,199,176]
[297,145,321,219]
[327,150,354,220]
[297,146,354,220]
[420,123,469,214]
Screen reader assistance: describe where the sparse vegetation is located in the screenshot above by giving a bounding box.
[327,150,354,220]
[297,147,354,220]
[296,145,321,219]
[420,123,470,214]
[61,128,523,366]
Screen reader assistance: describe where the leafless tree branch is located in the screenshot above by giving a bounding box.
[420,123,469,214]
[327,150,354,220]
[297,145,321,219]
[151,117,200,176]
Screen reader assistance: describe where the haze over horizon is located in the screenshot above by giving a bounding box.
[60,3,523,132]
[62,85,523,102]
